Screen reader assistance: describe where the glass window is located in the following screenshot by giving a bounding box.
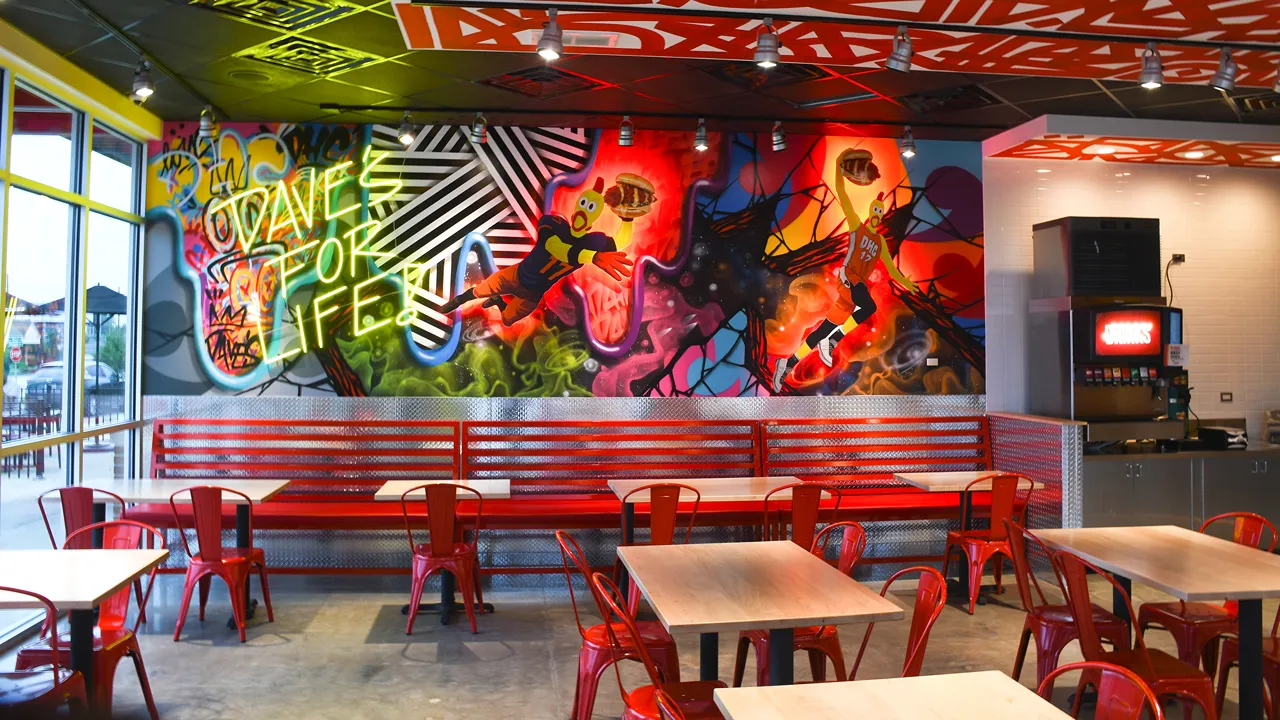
[0,439,75,638]
[11,84,79,192]
[3,187,73,440]
[89,123,138,213]
[83,212,133,426]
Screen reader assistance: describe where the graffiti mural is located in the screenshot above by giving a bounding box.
[144,122,983,397]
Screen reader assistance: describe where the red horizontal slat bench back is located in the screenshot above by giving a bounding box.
[761,416,992,490]
[150,418,460,501]
[461,419,761,497]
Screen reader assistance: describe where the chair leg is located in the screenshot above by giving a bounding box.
[406,565,429,636]
[127,644,160,720]
[256,563,275,622]
[732,635,751,687]
[473,560,486,613]
[1011,625,1032,682]
[963,546,986,615]
[134,579,146,625]
[227,569,249,643]
[1214,648,1234,715]
[197,575,211,621]
[993,554,1004,594]
[807,648,826,683]
[456,562,480,634]
[173,571,199,641]
[574,644,613,720]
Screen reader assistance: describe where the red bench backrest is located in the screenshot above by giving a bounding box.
[461,420,761,496]
[150,418,460,501]
[760,416,992,490]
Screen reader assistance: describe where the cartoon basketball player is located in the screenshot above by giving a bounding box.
[441,174,655,325]
[772,149,917,392]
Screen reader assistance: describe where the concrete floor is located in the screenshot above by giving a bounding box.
[2,571,1258,719]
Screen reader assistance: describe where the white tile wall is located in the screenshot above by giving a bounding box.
[984,157,1280,438]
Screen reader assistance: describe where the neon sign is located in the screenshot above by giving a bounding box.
[211,146,439,365]
[1095,309,1161,357]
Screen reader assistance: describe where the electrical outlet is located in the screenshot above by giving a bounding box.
[1221,392,1233,402]
[1172,254,1186,264]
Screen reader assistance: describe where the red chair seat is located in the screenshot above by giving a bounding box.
[0,668,82,706]
[1142,601,1233,625]
[413,542,474,558]
[624,680,727,720]
[1104,647,1211,683]
[18,628,134,659]
[584,620,676,650]
[192,547,266,565]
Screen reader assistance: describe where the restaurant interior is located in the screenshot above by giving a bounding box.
[0,1,1279,718]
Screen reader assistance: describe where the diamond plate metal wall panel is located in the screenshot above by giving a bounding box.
[988,413,1082,533]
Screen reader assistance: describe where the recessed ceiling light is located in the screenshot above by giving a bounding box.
[1085,145,1117,155]
[1036,168,1051,173]
[1122,172,1130,176]
[1271,155,1280,162]
[1180,150,1206,159]
[1196,174,1211,179]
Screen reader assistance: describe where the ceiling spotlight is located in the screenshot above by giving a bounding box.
[1085,145,1118,155]
[398,112,416,146]
[1272,154,1280,162]
[537,8,564,62]
[771,121,787,152]
[754,18,781,69]
[132,58,154,99]
[198,106,217,141]
[1209,48,1237,92]
[885,25,913,73]
[618,116,634,147]
[1181,150,1206,159]
[694,118,709,152]
[470,112,488,144]
[1139,42,1164,89]
[899,126,916,158]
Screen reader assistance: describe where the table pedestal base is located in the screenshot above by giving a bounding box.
[399,571,494,626]
[699,632,718,682]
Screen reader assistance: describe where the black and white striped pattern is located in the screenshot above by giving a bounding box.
[364,124,593,350]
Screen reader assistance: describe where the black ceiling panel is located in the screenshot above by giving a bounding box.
[274,77,398,107]
[189,0,360,33]
[332,60,456,99]
[395,49,541,83]
[980,76,1102,104]
[480,65,607,100]
[622,70,748,104]
[301,6,410,60]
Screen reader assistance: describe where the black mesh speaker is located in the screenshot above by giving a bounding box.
[1032,217,1161,298]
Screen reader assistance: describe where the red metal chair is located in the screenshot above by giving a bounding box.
[762,482,841,550]
[849,566,948,680]
[37,486,147,626]
[558,531,681,720]
[0,587,88,716]
[15,520,162,718]
[618,483,701,614]
[733,520,868,686]
[1039,661,1166,720]
[1006,519,1131,687]
[1213,604,1280,718]
[655,689,690,720]
[402,483,486,635]
[1139,512,1278,676]
[592,572,726,720]
[1053,550,1218,720]
[942,473,1035,615]
[170,486,275,643]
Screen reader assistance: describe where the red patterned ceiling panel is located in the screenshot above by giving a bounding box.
[392,2,1280,87]
[990,135,1280,168]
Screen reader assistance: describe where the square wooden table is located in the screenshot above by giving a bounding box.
[618,540,903,685]
[714,670,1072,719]
[374,479,507,626]
[1037,525,1280,720]
[0,549,168,701]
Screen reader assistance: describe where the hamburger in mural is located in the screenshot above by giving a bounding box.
[838,148,880,187]
[604,173,656,219]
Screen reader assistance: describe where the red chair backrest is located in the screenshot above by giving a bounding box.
[0,586,64,675]
[963,473,1034,542]
[1039,661,1165,720]
[1054,551,1145,668]
[1004,519,1054,612]
[763,482,840,549]
[1201,511,1278,551]
[851,566,947,680]
[400,483,484,557]
[65,520,165,633]
[592,572,668,694]
[655,689,688,720]
[556,530,612,640]
[811,520,867,577]
[37,487,125,549]
[170,486,254,561]
[621,483,701,546]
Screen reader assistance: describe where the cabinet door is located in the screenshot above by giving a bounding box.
[1202,454,1278,537]
[1129,458,1196,529]
[1082,459,1136,528]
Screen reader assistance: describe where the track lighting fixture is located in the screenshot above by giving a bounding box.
[398,113,416,146]
[1209,48,1237,92]
[198,106,217,141]
[885,26,913,73]
[900,126,916,158]
[754,18,780,69]
[694,118,708,152]
[537,8,564,62]
[471,112,488,144]
[132,58,154,100]
[618,116,634,147]
[1139,43,1163,89]
[771,121,786,152]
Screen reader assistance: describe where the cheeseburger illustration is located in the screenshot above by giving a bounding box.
[837,148,880,187]
[603,173,656,219]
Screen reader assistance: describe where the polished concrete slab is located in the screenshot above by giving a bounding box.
[1,572,1258,719]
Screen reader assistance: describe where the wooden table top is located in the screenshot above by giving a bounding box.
[608,476,800,503]
[713,670,1071,720]
[618,541,903,634]
[77,478,290,504]
[895,470,1043,492]
[0,549,169,610]
[374,479,511,501]
[1036,525,1280,601]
